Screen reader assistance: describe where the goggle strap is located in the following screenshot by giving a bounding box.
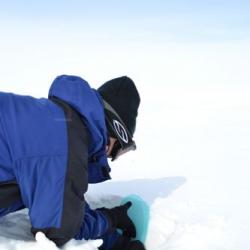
[102,99,134,140]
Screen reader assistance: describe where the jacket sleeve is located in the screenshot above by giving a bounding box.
[29,151,88,247]
[74,203,110,240]
[28,97,91,247]
[74,204,122,250]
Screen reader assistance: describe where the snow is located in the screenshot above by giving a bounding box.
[0,81,250,250]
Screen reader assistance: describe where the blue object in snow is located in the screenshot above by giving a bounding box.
[120,194,150,243]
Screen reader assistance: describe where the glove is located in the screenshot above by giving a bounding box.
[110,235,146,250]
[128,241,146,250]
[99,202,136,238]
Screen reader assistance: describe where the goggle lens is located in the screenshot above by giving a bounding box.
[111,141,136,161]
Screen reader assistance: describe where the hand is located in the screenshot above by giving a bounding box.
[110,235,146,250]
[128,240,146,250]
[99,202,136,238]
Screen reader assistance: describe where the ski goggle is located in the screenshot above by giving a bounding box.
[110,140,136,161]
[102,100,136,161]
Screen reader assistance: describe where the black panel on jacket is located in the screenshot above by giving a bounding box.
[0,180,22,208]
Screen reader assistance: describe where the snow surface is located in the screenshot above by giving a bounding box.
[0,86,249,250]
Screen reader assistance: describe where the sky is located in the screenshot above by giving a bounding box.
[0,1,249,93]
[0,1,250,42]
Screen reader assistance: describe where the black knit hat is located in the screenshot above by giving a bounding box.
[98,76,140,138]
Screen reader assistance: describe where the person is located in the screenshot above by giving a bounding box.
[0,75,144,250]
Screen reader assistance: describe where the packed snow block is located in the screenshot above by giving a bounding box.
[120,194,150,243]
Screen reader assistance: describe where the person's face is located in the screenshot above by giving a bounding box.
[106,137,117,158]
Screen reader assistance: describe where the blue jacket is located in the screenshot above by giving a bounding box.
[0,75,114,246]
